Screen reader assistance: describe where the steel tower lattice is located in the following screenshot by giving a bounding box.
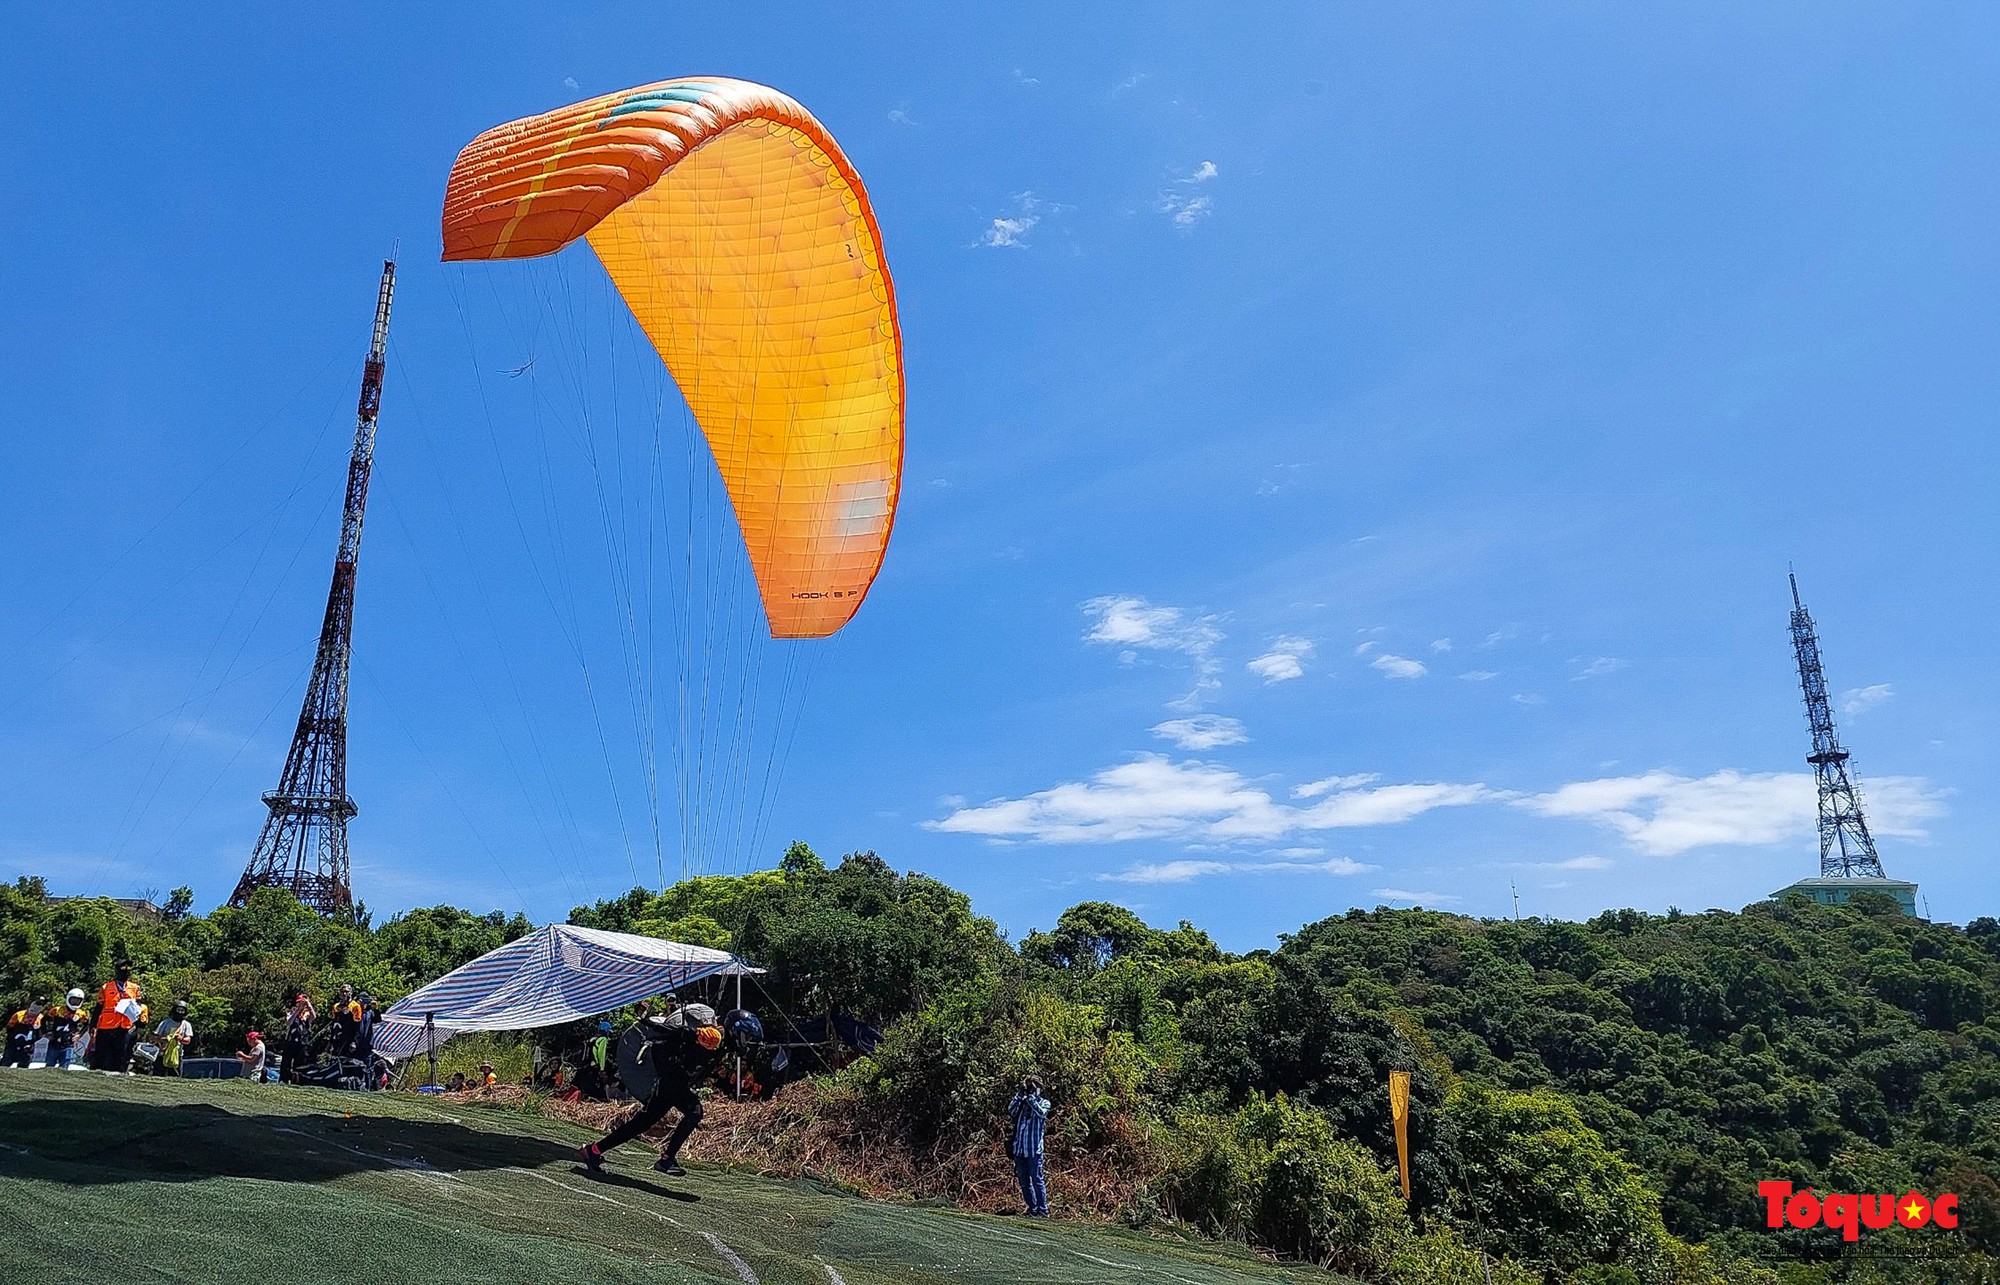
[228,262,395,914]
[1787,572,1887,880]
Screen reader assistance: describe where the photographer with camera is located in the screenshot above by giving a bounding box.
[1007,1076,1051,1217]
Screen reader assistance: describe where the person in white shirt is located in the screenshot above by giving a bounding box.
[152,1001,194,1076]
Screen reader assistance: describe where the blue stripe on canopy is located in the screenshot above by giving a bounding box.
[375,923,760,1061]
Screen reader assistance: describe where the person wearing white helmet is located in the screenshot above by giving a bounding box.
[42,989,87,1069]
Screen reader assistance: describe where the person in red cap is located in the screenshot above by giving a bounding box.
[237,1030,268,1082]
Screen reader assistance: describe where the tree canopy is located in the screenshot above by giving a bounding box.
[5,860,1991,1282]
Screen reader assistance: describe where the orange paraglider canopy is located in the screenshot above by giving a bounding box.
[442,78,902,639]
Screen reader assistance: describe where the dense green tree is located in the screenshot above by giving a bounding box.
[1021,901,1162,975]
[374,905,529,986]
[735,851,1008,1020]
[1440,1083,1677,1280]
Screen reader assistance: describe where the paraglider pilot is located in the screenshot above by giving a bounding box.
[580,1007,762,1177]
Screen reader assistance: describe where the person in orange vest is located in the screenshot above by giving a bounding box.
[90,961,142,1073]
[478,1061,497,1088]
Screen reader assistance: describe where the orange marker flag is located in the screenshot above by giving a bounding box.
[1389,1070,1412,1201]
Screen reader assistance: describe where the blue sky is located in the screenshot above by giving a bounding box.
[2,5,1994,950]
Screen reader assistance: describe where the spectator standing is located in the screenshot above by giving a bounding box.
[90,961,143,1072]
[41,990,86,1069]
[330,985,362,1057]
[353,994,378,1067]
[237,1031,268,1082]
[1007,1077,1051,1217]
[282,994,315,1084]
[3,1000,43,1067]
[152,1002,194,1077]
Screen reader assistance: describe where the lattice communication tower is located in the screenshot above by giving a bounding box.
[1787,572,1887,880]
[228,262,395,914]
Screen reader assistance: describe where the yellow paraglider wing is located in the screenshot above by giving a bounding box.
[441,78,902,639]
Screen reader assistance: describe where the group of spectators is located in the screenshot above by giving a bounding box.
[3,963,383,1085]
[2,959,187,1074]
[271,983,385,1085]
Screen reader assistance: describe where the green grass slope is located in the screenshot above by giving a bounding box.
[0,1073,1339,1285]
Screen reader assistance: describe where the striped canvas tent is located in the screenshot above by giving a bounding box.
[375,923,760,1060]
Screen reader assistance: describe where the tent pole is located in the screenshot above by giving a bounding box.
[426,1013,437,1089]
[734,970,743,1099]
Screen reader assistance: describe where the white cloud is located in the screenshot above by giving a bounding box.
[1262,856,1375,875]
[1516,855,1613,871]
[1302,782,1493,828]
[1460,670,1498,682]
[1112,72,1150,94]
[888,106,916,126]
[563,76,579,91]
[1842,684,1893,716]
[1247,636,1314,684]
[1152,715,1248,750]
[1084,595,1220,654]
[1163,194,1213,228]
[1293,773,1381,799]
[1482,630,1515,647]
[979,193,1058,248]
[928,755,1492,845]
[1371,654,1427,680]
[1861,776,1952,838]
[1012,67,1040,86]
[1084,595,1224,708]
[1354,641,1380,657]
[982,214,1037,248]
[1373,888,1462,905]
[1517,769,1947,856]
[1102,859,1232,884]
[1431,639,1452,653]
[1572,656,1627,680]
[1100,852,1374,883]
[1160,161,1219,228]
[1513,692,1544,706]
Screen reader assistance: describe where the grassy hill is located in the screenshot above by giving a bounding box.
[0,1072,1340,1285]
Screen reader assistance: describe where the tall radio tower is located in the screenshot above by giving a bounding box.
[229,262,395,914]
[1787,572,1887,880]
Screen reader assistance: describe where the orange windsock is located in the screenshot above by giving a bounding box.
[442,78,903,639]
[1389,1069,1412,1201]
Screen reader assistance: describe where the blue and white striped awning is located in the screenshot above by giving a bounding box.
[375,923,760,1060]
